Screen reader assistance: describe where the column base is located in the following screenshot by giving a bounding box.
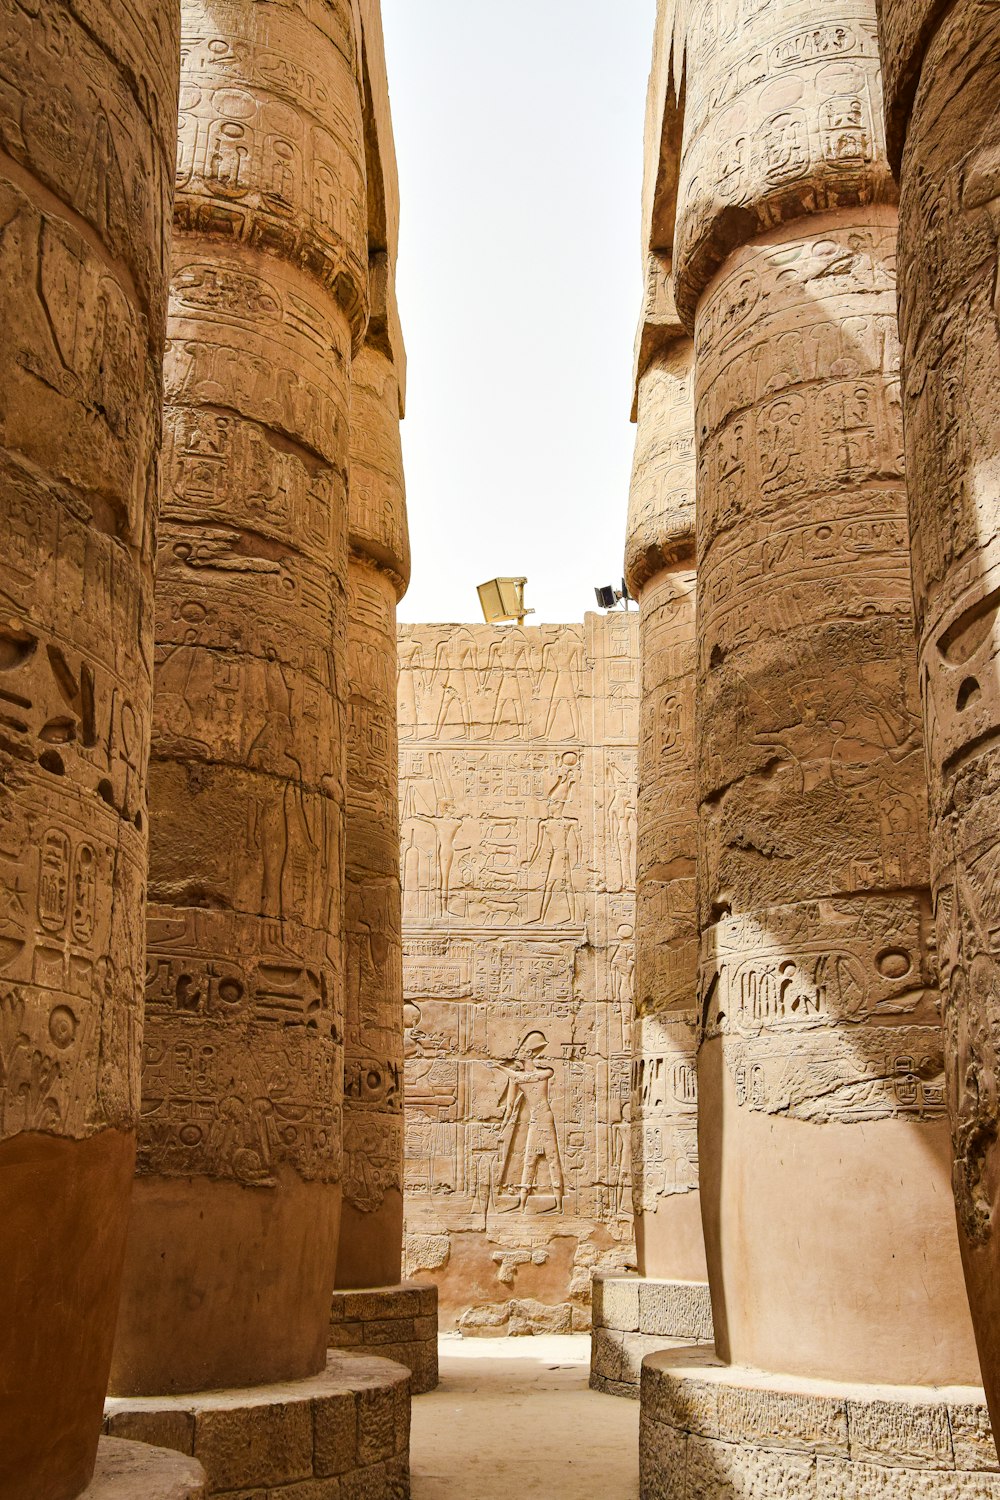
[590,1275,714,1398]
[83,1438,206,1498]
[330,1283,438,1394]
[640,1344,1000,1498]
[105,1352,410,1499]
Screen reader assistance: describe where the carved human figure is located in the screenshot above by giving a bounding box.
[876,0,1000,1434]
[0,5,179,1495]
[494,1031,564,1214]
[109,0,368,1398]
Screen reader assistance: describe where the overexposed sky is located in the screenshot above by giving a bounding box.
[381,0,657,625]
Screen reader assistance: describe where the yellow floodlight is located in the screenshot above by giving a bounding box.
[477,577,534,626]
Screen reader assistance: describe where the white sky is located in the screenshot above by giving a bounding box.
[381,0,657,625]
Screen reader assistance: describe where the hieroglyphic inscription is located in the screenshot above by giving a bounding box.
[138,0,369,1190]
[342,342,409,1226]
[668,1,895,324]
[878,0,1000,1416]
[0,0,179,1145]
[696,215,937,1123]
[624,338,704,1275]
[400,617,639,1327]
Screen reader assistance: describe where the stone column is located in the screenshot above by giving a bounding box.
[877,0,1000,1440]
[627,329,703,1290]
[0,4,180,1497]
[111,0,364,1395]
[337,335,409,1292]
[639,2,995,1492]
[592,271,712,1398]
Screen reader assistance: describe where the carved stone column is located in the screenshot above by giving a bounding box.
[0,4,180,1497]
[592,270,712,1398]
[337,338,409,1293]
[109,0,364,1398]
[877,0,1000,1441]
[627,332,703,1290]
[639,1,994,1492]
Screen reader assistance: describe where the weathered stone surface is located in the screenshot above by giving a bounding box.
[634,0,988,1489]
[83,1439,206,1500]
[330,1283,438,1394]
[339,341,408,1291]
[399,616,639,1329]
[105,1352,410,1500]
[109,0,371,1398]
[876,0,1000,1446]
[626,342,705,1287]
[0,2,179,1495]
[640,1348,1000,1500]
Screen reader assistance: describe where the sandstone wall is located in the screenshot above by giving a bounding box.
[399,616,639,1332]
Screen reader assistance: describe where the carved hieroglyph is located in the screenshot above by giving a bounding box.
[339,340,409,1289]
[400,617,639,1331]
[110,0,369,1397]
[671,0,980,1389]
[625,339,706,1285]
[877,0,1000,1436]
[0,3,179,1497]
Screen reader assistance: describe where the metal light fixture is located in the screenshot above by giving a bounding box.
[478,577,533,626]
[594,579,633,611]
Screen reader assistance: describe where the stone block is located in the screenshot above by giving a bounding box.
[84,1439,207,1500]
[340,1456,410,1500]
[951,1403,1000,1471]
[105,1409,196,1455]
[356,1385,398,1466]
[194,1399,313,1491]
[846,1399,952,1469]
[594,1275,641,1334]
[314,1392,359,1478]
[638,1418,688,1500]
[638,1281,713,1342]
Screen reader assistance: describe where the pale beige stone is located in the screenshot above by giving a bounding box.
[109,0,371,1400]
[876,0,1000,1447]
[640,1350,1000,1500]
[399,616,639,1329]
[83,1439,206,1500]
[105,1352,410,1500]
[0,3,179,1495]
[654,0,981,1392]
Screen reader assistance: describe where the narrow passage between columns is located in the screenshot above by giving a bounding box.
[410,1336,639,1500]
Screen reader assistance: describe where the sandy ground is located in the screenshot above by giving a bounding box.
[410,1334,640,1500]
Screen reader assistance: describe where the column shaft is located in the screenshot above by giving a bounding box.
[111,0,368,1395]
[675,0,979,1387]
[0,2,179,1494]
[627,343,706,1284]
[878,0,1000,1432]
[339,342,408,1287]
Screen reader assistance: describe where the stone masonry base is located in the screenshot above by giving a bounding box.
[104,1352,410,1499]
[591,1275,714,1399]
[84,1437,207,1498]
[330,1282,438,1395]
[640,1344,1000,1499]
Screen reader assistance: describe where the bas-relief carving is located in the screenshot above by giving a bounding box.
[0,0,178,1150]
[400,618,639,1325]
[176,0,368,341]
[695,214,937,1123]
[137,0,369,1194]
[341,342,408,1222]
[0,3,178,1491]
[670,0,896,323]
[877,0,1000,1416]
[625,338,703,1256]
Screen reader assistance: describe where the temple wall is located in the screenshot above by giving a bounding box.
[399,615,639,1332]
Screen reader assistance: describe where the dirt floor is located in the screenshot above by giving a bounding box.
[410,1334,640,1499]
